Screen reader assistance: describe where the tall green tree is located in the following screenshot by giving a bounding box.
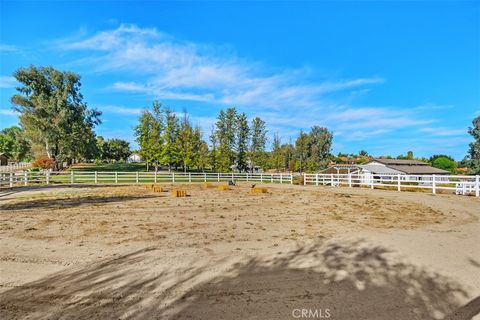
[209,126,219,171]
[250,117,267,172]
[10,66,101,167]
[235,112,250,172]
[467,116,480,173]
[307,126,333,171]
[134,109,156,171]
[104,139,131,161]
[271,133,283,172]
[161,107,180,170]
[0,126,31,161]
[215,107,237,171]
[150,101,165,171]
[192,127,208,171]
[295,131,309,172]
[177,111,195,172]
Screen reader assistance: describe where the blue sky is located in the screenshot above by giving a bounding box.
[0,1,479,160]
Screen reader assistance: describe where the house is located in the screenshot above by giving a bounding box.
[364,158,449,175]
[0,153,8,166]
[127,153,141,163]
[322,158,449,183]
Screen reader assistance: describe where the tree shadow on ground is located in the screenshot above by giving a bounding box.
[0,193,160,210]
[0,240,478,320]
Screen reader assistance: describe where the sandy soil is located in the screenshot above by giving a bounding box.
[0,183,479,320]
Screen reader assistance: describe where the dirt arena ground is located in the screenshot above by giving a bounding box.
[0,183,479,320]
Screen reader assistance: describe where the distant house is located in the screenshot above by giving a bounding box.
[127,153,141,163]
[364,158,449,175]
[0,153,8,166]
[322,158,449,180]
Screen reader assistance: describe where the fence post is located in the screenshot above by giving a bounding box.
[204,172,207,182]
[94,171,98,184]
[217,173,220,182]
[46,171,50,184]
[136,172,139,184]
[280,173,283,184]
[303,173,306,186]
[71,171,74,184]
[330,174,334,186]
[290,174,293,184]
[271,174,273,183]
[475,175,479,197]
[315,174,319,186]
[24,171,28,186]
[154,171,157,183]
[9,172,13,188]
[172,172,175,183]
[348,173,352,188]
[246,173,249,182]
[432,174,436,194]
[370,175,374,189]
[397,174,401,192]
[189,172,191,183]
[115,172,118,184]
[232,172,234,181]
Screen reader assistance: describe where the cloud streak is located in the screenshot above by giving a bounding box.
[53,24,469,157]
[0,76,17,89]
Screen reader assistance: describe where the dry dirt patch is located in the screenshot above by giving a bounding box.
[0,183,478,319]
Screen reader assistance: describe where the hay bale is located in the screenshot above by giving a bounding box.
[217,185,230,191]
[251,187,268,194]
[153,186,164,193]
[172,189,187,197]
[145,184,154,189]
[202,182,214,188]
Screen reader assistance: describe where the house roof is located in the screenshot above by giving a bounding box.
[0,153,8,157]
[386,165,449,175]
[371,158,427,166]
[358,164,403,175]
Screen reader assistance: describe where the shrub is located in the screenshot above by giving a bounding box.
[32,155,55,169]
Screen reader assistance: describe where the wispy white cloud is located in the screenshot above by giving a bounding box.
[56,24,467,156]
[0,44,19,53]
[59,24,384,110]
[418,127,467,137]
[0,76,17,89]
[100,105,143,115]
[0,109,17,116]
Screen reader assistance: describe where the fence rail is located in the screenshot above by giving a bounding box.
[0,162,31,173]
[0,171,294,189]
[304,173,480,197]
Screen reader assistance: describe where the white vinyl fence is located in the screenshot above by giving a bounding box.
[0,162,31,173]
[304,173,480,197]
[0,171,293,189]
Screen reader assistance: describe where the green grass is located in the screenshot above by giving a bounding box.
[69,162,148,172]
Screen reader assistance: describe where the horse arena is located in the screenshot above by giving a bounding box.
[0,182,479,319]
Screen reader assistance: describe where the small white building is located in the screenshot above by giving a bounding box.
[127,153,141,163]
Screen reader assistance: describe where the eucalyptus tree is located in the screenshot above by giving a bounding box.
[10,66,101,168]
